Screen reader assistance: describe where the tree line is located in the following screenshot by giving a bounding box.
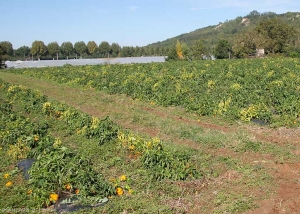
[0,40,170,61]
[1,16,299,62]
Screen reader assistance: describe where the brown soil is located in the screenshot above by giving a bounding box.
[245,162,300,214]
[143,107,300,214]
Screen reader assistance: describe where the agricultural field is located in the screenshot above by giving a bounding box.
[0,58,300,213]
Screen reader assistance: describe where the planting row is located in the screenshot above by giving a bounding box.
[3,58,300,126]
[0,80,199,208]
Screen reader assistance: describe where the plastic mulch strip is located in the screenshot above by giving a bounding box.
[17,158,36,180]
[55,195,109,213]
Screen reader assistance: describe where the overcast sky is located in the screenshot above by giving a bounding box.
[1,0,300,49]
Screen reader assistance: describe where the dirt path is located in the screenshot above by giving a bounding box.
[1,72,300,213]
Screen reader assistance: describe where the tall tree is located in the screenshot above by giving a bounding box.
[166,46,178,61]
[255,17,297,54]
[135,46,140,57]
[175,40,183,59]
[121,46,134,57]
[0,45,5,62]
[31,40,47,60]
[99,41,111,58]
[47,42,60,60]
[181,42,190,59]
[191,39,208,60]
[60,42,73,59]
[232,30,266,58]
[246,10,261,18]
[139,46,145,56]
[74,41,87,58]
[111,43,121,57]
[0,41,13,57]
[15,46,30,59]
[214,40,232,59]
[87,41,98,56]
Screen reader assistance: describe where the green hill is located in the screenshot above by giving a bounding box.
[146,11,300,49]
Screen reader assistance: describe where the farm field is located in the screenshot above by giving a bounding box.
[1,58,300,213]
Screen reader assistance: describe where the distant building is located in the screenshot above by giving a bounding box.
[256,49,265,58]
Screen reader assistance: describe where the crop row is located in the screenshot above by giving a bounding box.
[0,80,198,208]
[0,81,116,207]
[5,58,300,127]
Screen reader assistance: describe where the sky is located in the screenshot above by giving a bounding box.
[1,0,300,49]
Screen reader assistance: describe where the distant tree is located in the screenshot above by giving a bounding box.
[110,43,121,57]
[191,39,208,60]
[60,42,73,59]
[166,46,178,61]
[74,41,87,58]
[246,10,260,18]
[15,46,30,59]
[261,12,277,17]
[149,47,155,56]
[0,45,5,61]
[121,46,135,57]
[175,40,183,59]
[47,42,60,60]
[255,17,297,54]
[160,47,166,56]
[143,46,149,56]
[164,47,170,56]
[232,30,266,58]
[31,40,47,60]
[214,39,232,59]
[139,46,145,56]
[0,41,13,58]
[166,41,189,61]
[182,43,191,59]
[155,46,160,56]
[99,41,111,58]
[133,46,139,56]
[87,41,98,56]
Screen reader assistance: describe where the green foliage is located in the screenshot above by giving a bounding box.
[30,40,47,60]
[60,42,74,59]
[15,46,30,59]
[118,132,198,180]
[3,58,300,127]
[74,41,87,56]
[28,145,114,207]
[0,81,117,208]
[99,41,111,58]
[0,41,13,57]
[87,41,98,55]
[47,42,60,59]
[120,46,135,57]
[232,30,264,58]
[214,40,231,59]
[141,11,300,59]
[58,105,118,144]
[255,17,297,54]
[165,46,178,61]
[167,40,192,61]
[191,39,208,60]
[110,42,121,57]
